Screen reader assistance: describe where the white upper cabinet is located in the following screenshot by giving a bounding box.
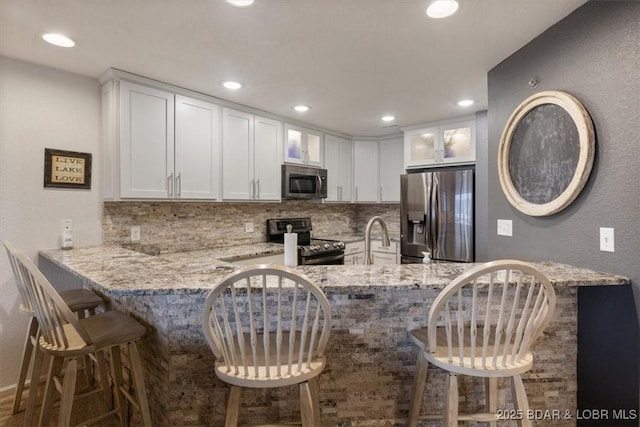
[119,81,175,199]
[108,80,221,200]
[324,134,353,202]
[222,108,282,201]
[175,95,220,199]
[353,140,379,202]
[379,137,403,202]
[404,116,475,169]
[253,116,283,200]
[284,123,323,167]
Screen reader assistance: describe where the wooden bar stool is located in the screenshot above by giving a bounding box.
[202,264,332,426]
[2,240,105,416]
[407,260,556,427]
[13,250,153,427]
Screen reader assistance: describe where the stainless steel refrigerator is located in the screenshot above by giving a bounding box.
[400,168,474,263]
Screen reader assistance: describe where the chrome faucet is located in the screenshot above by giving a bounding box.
[364,216,390,265]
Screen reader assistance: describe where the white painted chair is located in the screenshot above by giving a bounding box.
[12,250,153,427]
[407,260,556,427]
[2,240,105,417]
[202,264,332,426]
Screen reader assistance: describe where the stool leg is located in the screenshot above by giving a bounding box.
[511,375,531,427]
[486,377,498,427]
[39,356,64,427]
[24,343,46,426]
[128,341,152,427]
[300,381,315,427]
[407,351,429,427]
[96,349,113,408]
[443,373,459,427]
[225,386,241,427]
[308,377,321,426]
[12,316,38,414]
[58,359,78,427]
[110,345,129,427]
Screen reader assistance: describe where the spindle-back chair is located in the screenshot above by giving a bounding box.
[202,264,332,426]
[407,260,556,427]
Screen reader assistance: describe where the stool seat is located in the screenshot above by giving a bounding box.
[60,288,104,312]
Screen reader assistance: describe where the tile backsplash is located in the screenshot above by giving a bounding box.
[103,201,399,254]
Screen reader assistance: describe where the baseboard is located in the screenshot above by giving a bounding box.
[0,383,16,400]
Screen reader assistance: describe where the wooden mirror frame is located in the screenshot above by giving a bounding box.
[498,90,595,217]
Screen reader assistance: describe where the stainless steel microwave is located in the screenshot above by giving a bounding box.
[281,164,328,200]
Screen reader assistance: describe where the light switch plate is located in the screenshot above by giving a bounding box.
[245,222,254,233]
[600,227,615,252]
[497,219,513,237]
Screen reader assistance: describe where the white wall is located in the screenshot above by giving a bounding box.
[0,57,103,392]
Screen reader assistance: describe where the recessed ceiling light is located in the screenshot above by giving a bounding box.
[294,105,310,113]
[42,33,76,48]
[221,81,243,90]
[426,0,459,19]
[225,0,255,7]
[457,99,474,107]
[381,115,396,122]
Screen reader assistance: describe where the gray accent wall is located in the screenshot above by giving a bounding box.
[485,0,640,315]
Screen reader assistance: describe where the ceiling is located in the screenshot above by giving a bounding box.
[0,0,586,137]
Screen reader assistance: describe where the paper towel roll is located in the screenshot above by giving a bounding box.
[284,233,298,267]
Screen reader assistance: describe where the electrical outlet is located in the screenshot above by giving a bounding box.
[599,227,615,252]
[245,222,254,233]
[497,219,513,237]
[131,226,141,243]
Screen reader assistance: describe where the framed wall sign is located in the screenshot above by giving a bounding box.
[497,90,595,216]
[44,148,92,189]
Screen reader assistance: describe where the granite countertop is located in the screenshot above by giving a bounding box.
[39,245,629,297]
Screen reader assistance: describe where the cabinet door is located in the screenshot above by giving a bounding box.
[440,120,475,164]
[284,124,323,167]
[175,96,220,199]
[339,138,353,201]
[284,124,304,164]
[119,81,174,198]
[379,138,403,202]
[404,127,437,169]
[222,108,254,200]
[306,130,323,167]
[254,116,282,200]
[323,135,341,201]
[353,141,379,202]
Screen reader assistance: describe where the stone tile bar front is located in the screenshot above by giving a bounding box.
[39,246,629,426]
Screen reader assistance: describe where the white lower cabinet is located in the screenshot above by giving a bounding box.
[344,240,365,265]
[371,239,399,265]
[222,108,282,200]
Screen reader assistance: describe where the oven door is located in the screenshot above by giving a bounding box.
[299,252,344,265]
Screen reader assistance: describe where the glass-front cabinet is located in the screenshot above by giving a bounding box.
[284,123,323,167]
[404,116,475,169]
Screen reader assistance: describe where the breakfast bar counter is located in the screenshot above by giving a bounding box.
[39,246,629,426]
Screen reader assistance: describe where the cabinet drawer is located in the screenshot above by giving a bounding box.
[372,253,396,265]
[344,241,365,255]
[371,240,397,254]
[344,253,363,265]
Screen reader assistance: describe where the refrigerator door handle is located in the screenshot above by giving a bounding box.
[429,174,439,257]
